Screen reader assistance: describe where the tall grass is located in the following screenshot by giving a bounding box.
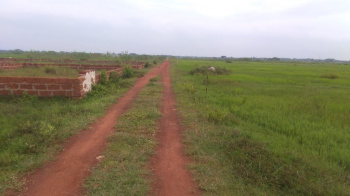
[171,60,350,195]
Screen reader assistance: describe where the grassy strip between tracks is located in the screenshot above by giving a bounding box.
[171,59,350,195]
[0,68,150,194]
[84,76,162,195]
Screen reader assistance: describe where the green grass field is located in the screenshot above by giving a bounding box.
[171,59,350,195]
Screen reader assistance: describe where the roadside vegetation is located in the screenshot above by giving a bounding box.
[171,59,350,195]
[0,67,150,193]
[84,76,162,195]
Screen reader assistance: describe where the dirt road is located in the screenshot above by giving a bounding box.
[151,60,200,196]
[12,60,199,196]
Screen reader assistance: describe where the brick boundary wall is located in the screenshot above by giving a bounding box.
[0,63,24,70]
[0,58,146,65]
[0,76,85,97]
[0,61,145,70]
[0,63,144,98]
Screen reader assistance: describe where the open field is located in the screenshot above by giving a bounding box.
[171,59,350,195]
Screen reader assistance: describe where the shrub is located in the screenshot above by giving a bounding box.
[122,67,134,78]
[153,60,157,65]
[144,62,150,68]
[225,59,232,63]
[86,84,109,98]
[321,73,339,79]
[45,67,57,75]
[99,70,108,85]
[109,71,119,83]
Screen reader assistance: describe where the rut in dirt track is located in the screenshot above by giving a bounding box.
[151,60,200,196]
[15,62,166,196]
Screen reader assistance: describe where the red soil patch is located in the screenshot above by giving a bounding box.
[150,60,200,196]
[11,63,165,196]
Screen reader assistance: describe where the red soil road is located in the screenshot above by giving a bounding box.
[13,62,166,196]
[151,60,200,196]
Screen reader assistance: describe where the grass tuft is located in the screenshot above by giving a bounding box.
[321,73,339,79]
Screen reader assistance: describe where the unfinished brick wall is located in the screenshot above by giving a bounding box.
[0,63,24,70]
[21,63,122,70]
[0,76,86,97]
[0,61,145,98]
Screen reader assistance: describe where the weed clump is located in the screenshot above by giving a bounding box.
[144,62,150,68]
[189,66,232,75]
[45,67,57,75]
[122,67,134,78]
[11,121,57,154]
[99,70,108,85]
[224,136,346,195]
[321,73,339,79]
[109,71,119,84]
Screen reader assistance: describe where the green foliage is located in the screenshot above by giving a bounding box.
[108,71,119,84]
[44,67,56,75]
[122,66,134,78]
[19,92,38,102]
[10,121,57,154]
[99,70,108,85]
[144,62,150,68]
[321,73,339,79]
[206,109,228,123]
[189,66,232,75]
[225,59,232,63]
[153,60,157,65]
[181,82,196,94]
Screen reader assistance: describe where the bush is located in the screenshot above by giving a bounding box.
[45,67,57,75]
[109,71,119,83]
[144,62,150,68]
[99,70,108,85]
[86,84,109,98]
[153,60,157,65]
[122,67,134,78]
[225,59,232,63]
[321,73,339,79]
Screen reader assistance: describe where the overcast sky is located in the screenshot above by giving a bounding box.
[0,0,349,60]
